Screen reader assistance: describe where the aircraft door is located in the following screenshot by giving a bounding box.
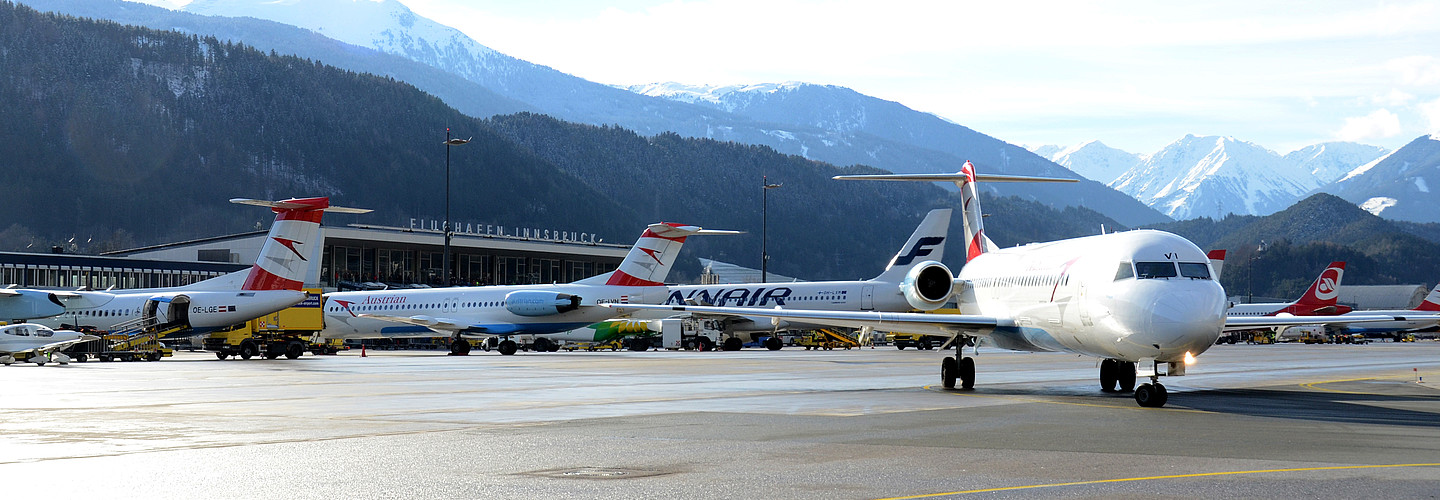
[861,285,875,311]
[143,299,161,323]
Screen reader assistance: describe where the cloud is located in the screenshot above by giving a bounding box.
[1371,89,1415,107]
[1387,56,1440,86]
[1420,97,1440,132]
[1334,109,1402,141]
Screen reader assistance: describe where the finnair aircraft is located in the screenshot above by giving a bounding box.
[609,161,1401,408]
[31,197,367,335]
[320,223,734,355]
[0,323,98,366]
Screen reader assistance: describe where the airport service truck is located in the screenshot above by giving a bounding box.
[205,289,325,360]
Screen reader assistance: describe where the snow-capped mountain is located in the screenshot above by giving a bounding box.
[1314,133,1440,222]
[1026,140,1142,184]
[18,0,1170,226]
[1110,135,1323,220]
[1284,142,1390,183]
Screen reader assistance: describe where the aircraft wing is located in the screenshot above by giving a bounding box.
[604,303,1002,337]
[356,314,487,334]
[1224,314,1406,331]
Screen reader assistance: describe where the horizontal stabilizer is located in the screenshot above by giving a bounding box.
[229,198,372,214]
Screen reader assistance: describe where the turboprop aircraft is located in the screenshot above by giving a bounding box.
[0,323,98,366]
[319,223,736,355]
[1,287,114,322]
[30,197,368,336]
[607,161,1404,408]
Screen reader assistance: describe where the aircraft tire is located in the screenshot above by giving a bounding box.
[451,340,471,355]
[533,338,552,353]
[74,353,88,363]
[765,337,782,350]
[959,357,975,389]
[1117,362,1137,392]
[1134,383,1167,408]
[941,357,958,389]
[498,340,517,356]
[548,342,560,352]
[215,352,228,360]
[1099,359,1118,392]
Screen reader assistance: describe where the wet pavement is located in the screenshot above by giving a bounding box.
[3,342,1440,498]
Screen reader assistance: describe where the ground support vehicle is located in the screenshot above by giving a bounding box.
[62,325,176,363]
[887,332,950,350]
[659,318,721,351]
[562,340,623,352]
[205,289,321,360]
[796,329,859,350]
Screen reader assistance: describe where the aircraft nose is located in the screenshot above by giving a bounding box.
[1119,285,1225,360]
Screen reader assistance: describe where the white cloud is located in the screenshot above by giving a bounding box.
[1334,109,1402,141]
[1387,56,1440,86]
[1371,89,1415,107]
[1420,97,1440,132]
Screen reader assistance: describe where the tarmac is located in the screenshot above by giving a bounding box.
[4,341,1440,499]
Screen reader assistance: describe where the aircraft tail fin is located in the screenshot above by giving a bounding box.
[575,223,740,287]
[1207,250,1227,279]
[1294,261,1345,307]
[835,160,1077,263]
[1413,283,1440,312]
[230,197,371,291]
[872,209,952,282]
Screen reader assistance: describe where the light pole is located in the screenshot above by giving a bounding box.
[443,129,470,286]
[761,176,782,283]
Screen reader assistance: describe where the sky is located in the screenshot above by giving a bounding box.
[132,0,1440,155]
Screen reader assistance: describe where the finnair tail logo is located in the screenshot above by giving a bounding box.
[893,236,945,266]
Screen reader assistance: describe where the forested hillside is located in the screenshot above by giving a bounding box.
[1152,194,1440,299]
[0,2,1125,282]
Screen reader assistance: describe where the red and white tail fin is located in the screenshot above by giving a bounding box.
[1207,250,1227,279]
[230,197,371,291]
[575,223,739,287]
[834,160,1077,263]
[1413,283,1440,312]
[1294,261,1345,307]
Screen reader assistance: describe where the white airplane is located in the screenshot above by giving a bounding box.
[31,197,368,336]
[1328,283,1440,335]
[320,222,736,355]
[607,161,1404,407]
[1228,261,1350,317]
[0,323,99,366]
[568,209,954,351]
[1,286,114,322]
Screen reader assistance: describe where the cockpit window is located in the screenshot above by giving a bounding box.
[1178,262,1211,280]
[1135,262,1178,279]
[1114,262,1134,281]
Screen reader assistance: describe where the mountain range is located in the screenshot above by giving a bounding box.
[1031,137,1392,221]
[14,0,1169,227]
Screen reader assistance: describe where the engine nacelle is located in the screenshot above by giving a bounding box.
[899,261,954,311]
[505,291,582,317]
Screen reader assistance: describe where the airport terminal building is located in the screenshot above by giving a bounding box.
[2,223,629,292]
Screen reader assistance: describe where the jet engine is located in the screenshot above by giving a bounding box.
[899,261,954,311]
[505,291,582,317]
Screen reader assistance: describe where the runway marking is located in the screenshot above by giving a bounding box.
[922,385,1212,413]
[874,462,1440,499]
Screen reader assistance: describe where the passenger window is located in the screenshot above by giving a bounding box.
[1179,262,1211,280]
[1114,262,1134,281]
[1135,262,1178,279]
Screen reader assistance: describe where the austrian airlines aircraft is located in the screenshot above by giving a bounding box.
[32,197,367,335]
[609,162,1401,408]
[1326,283,1440,335]
[1228,262,1350,317]
[320,223,734,355]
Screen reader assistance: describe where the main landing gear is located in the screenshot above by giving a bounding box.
[1099,359,1137,393]
[449,335,471,355]
[940,336,976,390]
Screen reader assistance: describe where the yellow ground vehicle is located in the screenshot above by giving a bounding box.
[562,340,623,351]
[204,289,323,360]
[797,330,858,350]
[62,324,174,362]
[1248,331,1276,344]
[887,332,946,350]
[1400,333,1417,342]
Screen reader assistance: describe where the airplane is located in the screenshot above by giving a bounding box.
[606,161,1405,408]
[549,209,953,352]
[319,222,736,356]
[29,197,368,337]
[1,286,114,322]
[1325,283,1440,336]
[1227,262,1350,316]
[0,323,99,366]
